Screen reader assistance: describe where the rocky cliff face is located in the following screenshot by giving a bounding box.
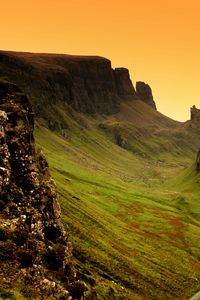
[136,81,157,109]
[191,105,200,121]
[0,51,133,115]
[0,51,156,122]
[114,68,136,97]
[0,79,85,299]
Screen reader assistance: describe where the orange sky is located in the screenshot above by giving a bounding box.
[1,0,200,121]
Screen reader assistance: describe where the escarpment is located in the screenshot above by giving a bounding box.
[0,51,156,123]
[136,81,157,109]
[114,67,136,96]
[0,79,86,299]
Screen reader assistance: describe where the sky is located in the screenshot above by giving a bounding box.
[1,0,200,121]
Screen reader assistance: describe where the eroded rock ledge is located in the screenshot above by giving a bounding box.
[0,79,85,299]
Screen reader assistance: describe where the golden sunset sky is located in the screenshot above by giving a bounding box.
[1,0,200,121]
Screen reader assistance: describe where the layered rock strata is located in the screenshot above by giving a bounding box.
[0,51,156,120]
[136,81,157,109]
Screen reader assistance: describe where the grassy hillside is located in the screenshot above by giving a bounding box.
[1,53,200,299]
[34,100,200,299]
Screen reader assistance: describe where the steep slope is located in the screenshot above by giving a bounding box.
[0,79,86,299]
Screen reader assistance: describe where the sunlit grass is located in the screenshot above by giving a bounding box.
[35,116,200,299]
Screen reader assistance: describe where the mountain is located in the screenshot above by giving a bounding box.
[0,51,155,116]
[0,51,199,162]
[0,51,200,299]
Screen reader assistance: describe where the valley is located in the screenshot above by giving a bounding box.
[1,51,200,299]
[35,103,200,299]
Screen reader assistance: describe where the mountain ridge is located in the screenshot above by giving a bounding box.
[0,50,156,117]
[1,50,200,171]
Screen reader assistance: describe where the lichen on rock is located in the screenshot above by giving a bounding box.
[0,79,86,299]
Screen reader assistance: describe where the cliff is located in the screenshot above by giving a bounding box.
[114,67,136,96]
[136,81,157,109]
[191,105,200,121]
[0,79,85,299]
[197,150,200,171]
[0,51,156,122]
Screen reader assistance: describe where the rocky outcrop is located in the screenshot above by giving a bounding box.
[63,57,121,114]
[0,51,132,116]
[114,68,136,97]
[0,51,156,120]
[191,105,200,121]
[0,79,86,299]
[136,81,157,109]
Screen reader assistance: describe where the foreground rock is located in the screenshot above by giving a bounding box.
[0,79,86,299]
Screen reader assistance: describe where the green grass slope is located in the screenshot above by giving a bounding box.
[1,54,200,298]
[34,101,200,299]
